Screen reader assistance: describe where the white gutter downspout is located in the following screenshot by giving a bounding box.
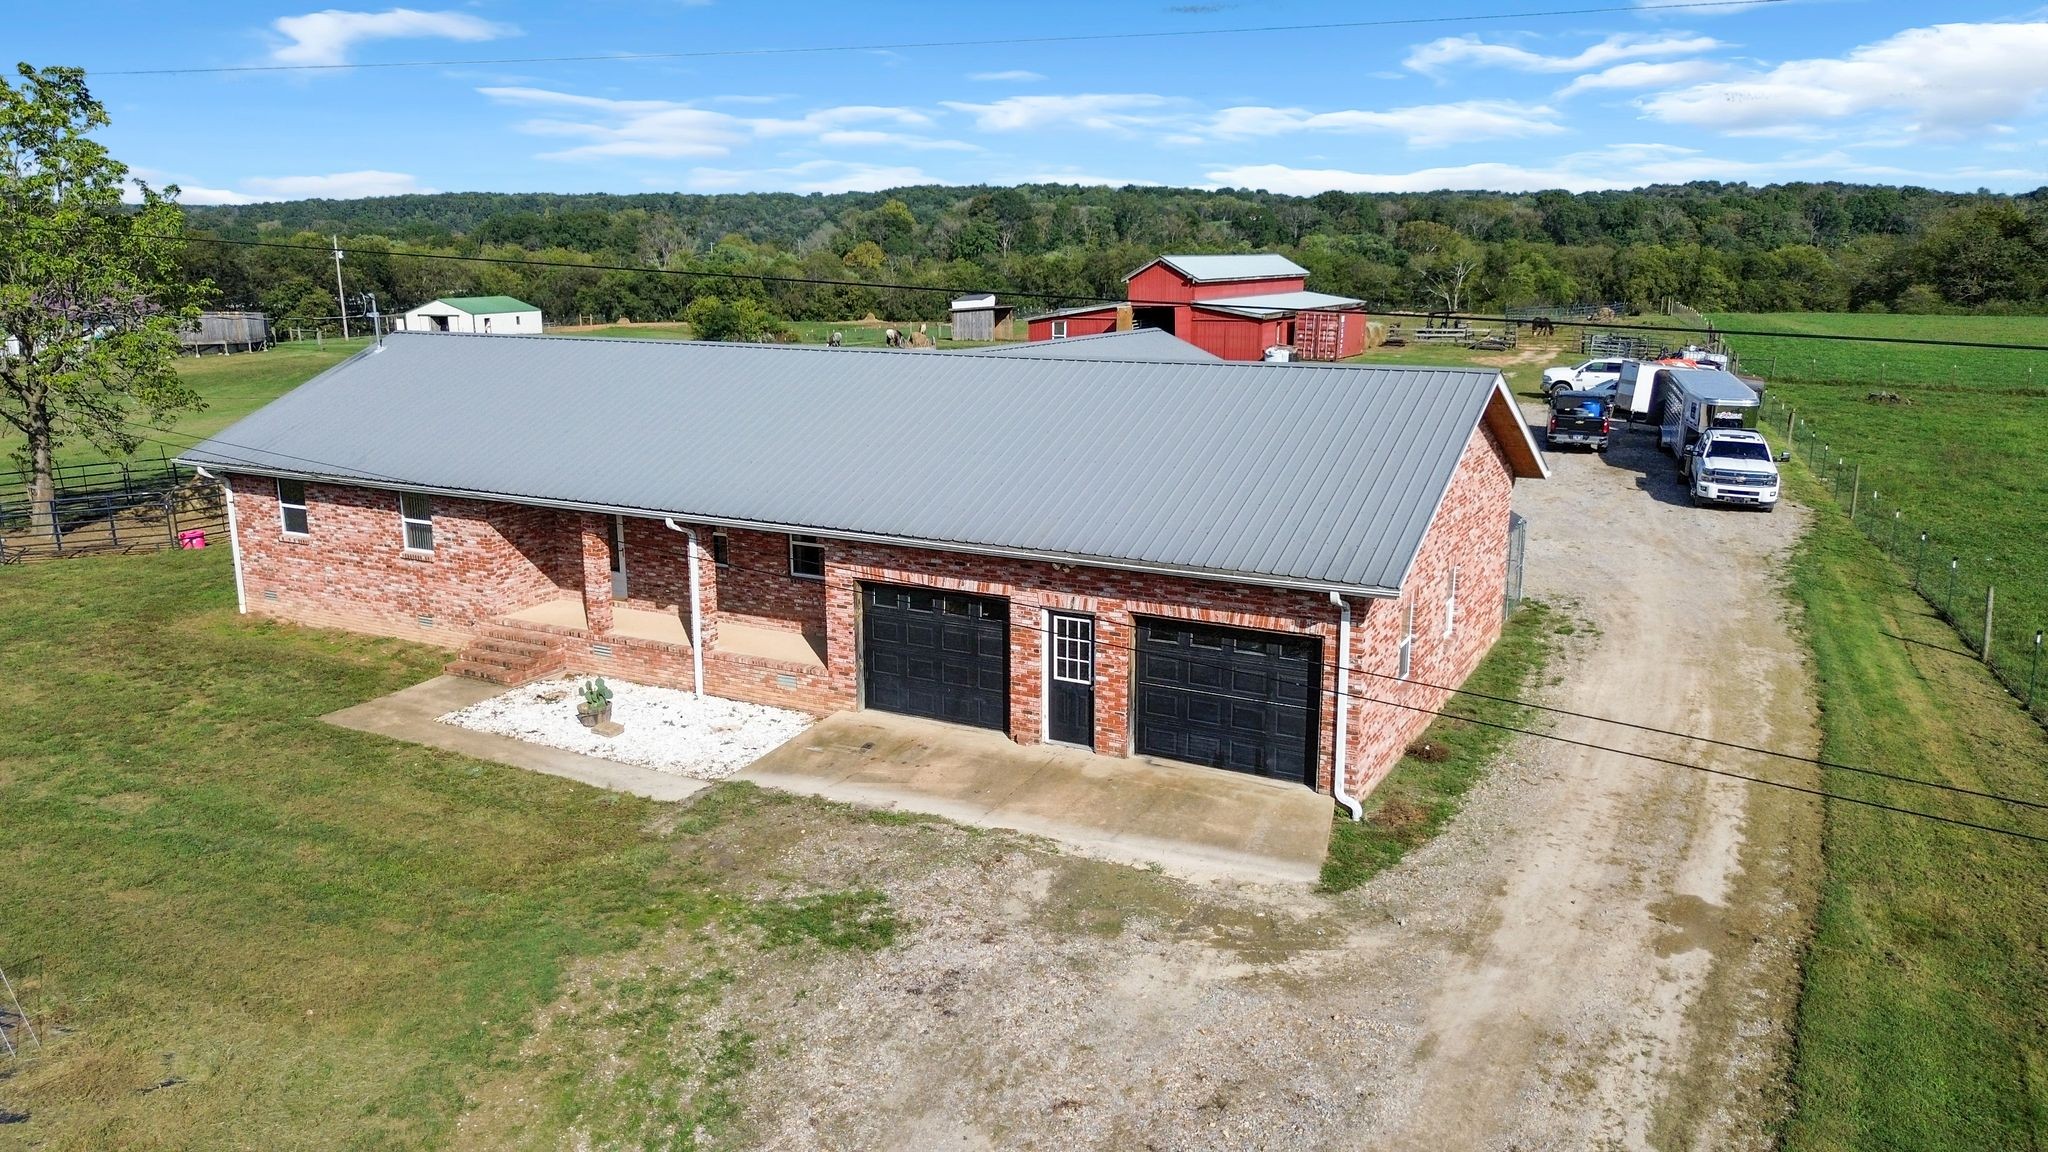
[195,466,246,614]
[1331,591,1361,820]
[662,519,705,697]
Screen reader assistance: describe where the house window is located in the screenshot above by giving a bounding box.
[277,477,308,536]
[399,492,434,552]
[1398,599,1415,679]
[788,534,824,580]
[712,529,730,568]
[1443,567,1460,639]
[1051,319,1069,340]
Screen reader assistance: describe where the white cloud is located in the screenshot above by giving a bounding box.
[175,185,261,205]
[969,70,1045,82]
[1206,100,1564,148]
[1209,145,2048,195]
[269,7,516,66]
[685,160,929,193]
[940,93,1176,133]
[479,87,965,160]
[1558,59,1726,98]
[1406,32,1722,75]
[1640,20,2048,137]
[243,170,428,198]
[1207,145,1771,194]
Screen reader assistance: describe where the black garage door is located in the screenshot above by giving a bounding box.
[861,584,1009,731]
[1135,619,1320,784]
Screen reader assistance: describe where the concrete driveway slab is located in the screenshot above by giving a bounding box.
[323,675,711,802]
[736,711,1331,884]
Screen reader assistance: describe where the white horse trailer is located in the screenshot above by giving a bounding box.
[1658,367,1761,456]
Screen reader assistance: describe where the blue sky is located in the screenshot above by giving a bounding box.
[21,0,2048,202]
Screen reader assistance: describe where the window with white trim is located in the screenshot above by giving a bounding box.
[399,492,434,552]
[1051,319,1069,340]
[1398,599,1415,679]
[712,529,730,568]
[277,477,308,536]
[1052,615,1094,684]
[788,534,824,580]
[1443,567,1460,639]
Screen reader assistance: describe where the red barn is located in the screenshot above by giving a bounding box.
[1024,254,1369,361]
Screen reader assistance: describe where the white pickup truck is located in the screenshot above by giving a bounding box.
[1684,429,1780,510]
[1541,357,1627,397]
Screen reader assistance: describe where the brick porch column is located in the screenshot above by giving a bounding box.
[578,514,614,634]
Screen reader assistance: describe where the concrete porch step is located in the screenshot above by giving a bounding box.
[446,617,569,686]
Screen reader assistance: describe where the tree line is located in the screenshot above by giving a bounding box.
[179,181,2048,333]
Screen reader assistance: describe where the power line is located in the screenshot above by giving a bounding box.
[96,1,1792,77]
[34,220,2048,356]
[123,420,2048,841]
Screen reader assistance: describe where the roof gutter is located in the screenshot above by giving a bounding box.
[660,519,706,697]
[171,459,1405,602]
[1330,591,1361,820]
[192,466,245,614]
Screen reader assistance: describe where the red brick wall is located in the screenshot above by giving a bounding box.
[709,527,827,635]
[227,473,566,646]
[1340,421,1519,796]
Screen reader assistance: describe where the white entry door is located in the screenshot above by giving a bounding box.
[609,516,628,598]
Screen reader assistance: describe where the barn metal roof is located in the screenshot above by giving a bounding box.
[1191,291,1365,317]
[949,328,1219,362]
[179,333,1544,595]
[426,295,537,315]
[1131,254,1310,284]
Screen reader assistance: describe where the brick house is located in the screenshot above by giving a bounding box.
[182,332,1545,808]
[1023,254,1371,361]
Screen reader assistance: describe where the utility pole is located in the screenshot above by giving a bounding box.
[332,235,350,339]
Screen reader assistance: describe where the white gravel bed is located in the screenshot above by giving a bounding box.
[438,676,813,780]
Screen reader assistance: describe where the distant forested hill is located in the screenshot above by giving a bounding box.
[177,181,2048,332]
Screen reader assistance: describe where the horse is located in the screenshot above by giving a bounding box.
[883,328,900,348]
[1529,316,1556,337]
[828,330,844,347]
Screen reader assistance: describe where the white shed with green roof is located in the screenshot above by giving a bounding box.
[399,295,542,335]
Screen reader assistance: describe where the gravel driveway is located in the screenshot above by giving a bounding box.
[482,408,1822,1151]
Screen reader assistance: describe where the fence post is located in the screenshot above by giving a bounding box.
[163,492,178,550]
[1849,464,1860,519]
[1915,532,1928,590]
[1947,558,1958,620]
[1786,406,1796,443]
[1891,509,1901,555]
[1984,586,1994,663]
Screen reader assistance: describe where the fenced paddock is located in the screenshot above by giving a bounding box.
[0,459,226,564]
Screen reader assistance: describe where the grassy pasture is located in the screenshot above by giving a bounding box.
[1780,468,2048,1152]
[0,548,901,1149]
[1715,312,2048,393]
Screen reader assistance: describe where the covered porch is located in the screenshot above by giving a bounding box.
[500,596,825,668]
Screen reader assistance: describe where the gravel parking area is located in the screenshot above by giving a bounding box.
[438,677,813,780]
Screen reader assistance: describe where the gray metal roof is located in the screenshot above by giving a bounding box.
[1192,290,1365,317]
[948,328,1219,362]
[1133,254,1309,284]
[1666,367,1761,405]
[180,333,1540,595]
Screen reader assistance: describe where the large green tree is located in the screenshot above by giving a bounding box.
[0,63,200,530]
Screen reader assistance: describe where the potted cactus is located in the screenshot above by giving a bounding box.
[575,678,614,728]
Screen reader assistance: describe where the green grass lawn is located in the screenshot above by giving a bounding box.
[1715,313,2048,392]
[1780,467,2048,1151]
[1320,600,1556,893]
[0,548,895,1149]
[1714,314,2048,707]
[1,339,370,472]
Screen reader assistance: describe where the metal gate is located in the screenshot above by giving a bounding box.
[1505,512,1527,612]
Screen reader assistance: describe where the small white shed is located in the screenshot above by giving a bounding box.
[400,296,542,335]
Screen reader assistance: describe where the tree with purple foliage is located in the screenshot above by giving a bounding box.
[1,63,202,533]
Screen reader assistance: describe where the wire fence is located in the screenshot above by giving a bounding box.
[0,457,227,564]
[1757,390,2048,721]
